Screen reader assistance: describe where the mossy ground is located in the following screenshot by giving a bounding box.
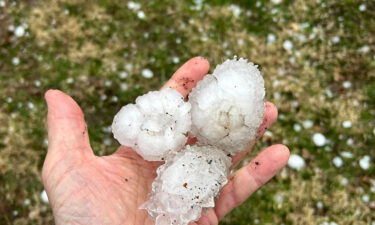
[0,0,374,224]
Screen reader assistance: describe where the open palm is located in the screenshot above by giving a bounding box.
[42,57,290,225]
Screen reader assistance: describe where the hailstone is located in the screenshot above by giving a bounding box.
[112,88,191,161]
[189,57,265,154]
[141,144,231,225]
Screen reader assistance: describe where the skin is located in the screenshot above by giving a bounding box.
[42,56,290,225]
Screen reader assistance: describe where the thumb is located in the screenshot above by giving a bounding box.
[45,89,92,158]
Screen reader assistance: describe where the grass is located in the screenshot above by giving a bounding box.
[0,0,374,224]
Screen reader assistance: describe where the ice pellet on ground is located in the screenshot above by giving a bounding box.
[283,40,293,51]
[40,190,49,203]
[312,133,326,146]
[293,123,302,132]
[288,154,305,170]
[340,151,353,158]
[141,145,231,225]
[12,57,20,65]
[332,156,343,168]
[14,25,26,37]
[141,68,153,78]
[359,155,371,170]
[189,57,265,154]
[342,120,352,128]
[112,88,191,161]
[302,120,314,129]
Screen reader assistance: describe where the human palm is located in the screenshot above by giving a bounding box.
[42,57,290,225]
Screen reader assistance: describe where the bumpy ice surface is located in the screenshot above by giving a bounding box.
[141,145,231,225]
[189,58,265,154]
[112,88,191,161]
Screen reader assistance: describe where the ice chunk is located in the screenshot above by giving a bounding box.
[112,88,191,161]
[141,145,231,225]
[189,57,265,154]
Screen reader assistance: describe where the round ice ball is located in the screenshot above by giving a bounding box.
[112,88,191,161]
[189,57,265,154]
[141,144,231,225]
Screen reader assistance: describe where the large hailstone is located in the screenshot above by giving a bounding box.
[189,57,265,154]
[141,145,231,225]
[112,88,191,161]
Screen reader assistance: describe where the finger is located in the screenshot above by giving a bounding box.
[162,56,210,97]
[45,89,92,156]
[231,102,278,168]
[215,144,290,220]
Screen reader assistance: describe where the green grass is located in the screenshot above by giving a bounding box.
[0,0,374,224]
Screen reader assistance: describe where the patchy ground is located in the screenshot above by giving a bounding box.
[0,0,374,224]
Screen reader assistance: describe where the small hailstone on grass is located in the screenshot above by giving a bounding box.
[267,33,276,44]
[14,25,26,37]
[189,57,265,154]
[341,151,353,158]
[359,155,371,170]
[273,193,284,204]
[293,124,302,132]
[312,133,326,146]
[331,36,340,43]
[141,68,153,78]
[302,120,313,129]
[34,80,41,87]
[127,1,141,10]
[66,77,74,84]
[288,154,305,170]
[137,11,146,19]
[141,145,231,225]
[12,57,20,65]
[112,88,191,161]
[332,156,344,168]
[346,138,354,146]
[342,81,352,89]
[316,201,324,209]
[340,177,349,186]
[172,56,180,64]
[264,130,273,137]
[6,97,12,103]
[27,102,35,109]
[362,194,370,203]
[359,4,367,11]
[271,0,282,4]
[283,40,293,51]
[23,199,31,206]
[119,71,128,79]
[358,45,370,53]
[120,83,129,91]
[40,190,49,203]
[342,120,352,128]
[8,25,15,31]
[229,4,241,17]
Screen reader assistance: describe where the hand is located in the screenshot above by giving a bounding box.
[42,57,290,225]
